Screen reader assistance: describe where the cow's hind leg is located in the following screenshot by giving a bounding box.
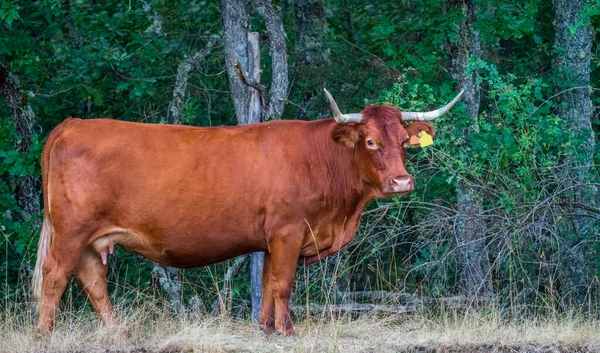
[258,253,275,334]
[36,239,86,334]
[268,232,302,336]
[75,248,118,326]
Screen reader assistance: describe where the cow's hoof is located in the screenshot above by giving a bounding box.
[276,328,297,336]
[35,325,53,337]
[114,326,130,340]
[261,325,277,335]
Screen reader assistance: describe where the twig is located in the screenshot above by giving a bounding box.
[232,61,270,114]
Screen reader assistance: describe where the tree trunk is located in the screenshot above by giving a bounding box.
[223,1,289,322]
[244,32,265,323]
[250,252,264,322]
[553,0,596,304]
[446,0,492,298]
[0,65,41,226]
[253,0,288,119]
[294,0,330,118]
[151,263,181,313]
[295,0,329,69]
[211,255,249,316]
[222,0,250,122]
[245,32,262,126]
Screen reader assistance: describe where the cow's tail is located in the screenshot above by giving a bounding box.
[32,214,53,308]
[32,118,72,310]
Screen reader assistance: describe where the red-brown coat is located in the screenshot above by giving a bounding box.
[32,104,437,336]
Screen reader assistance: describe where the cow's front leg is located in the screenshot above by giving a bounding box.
[258,253,275,334]
[267,233,302,336]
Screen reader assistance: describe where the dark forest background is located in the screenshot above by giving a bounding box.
[0,0,599,319]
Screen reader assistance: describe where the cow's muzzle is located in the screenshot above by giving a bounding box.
[384,175,414,194]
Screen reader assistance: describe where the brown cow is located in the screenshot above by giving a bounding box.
[32,89,462,336]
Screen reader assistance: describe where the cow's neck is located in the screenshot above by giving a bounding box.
[298,124,375,263]
[312,119,377,224]
[311,120,371,203]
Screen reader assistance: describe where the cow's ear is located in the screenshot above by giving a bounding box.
[332,124,359,148]
[404,122,435,148]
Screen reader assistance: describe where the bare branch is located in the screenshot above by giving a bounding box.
[152,263,181,313]
[142,0,163,35]
[232,61,269,116]
[169,35,221,124]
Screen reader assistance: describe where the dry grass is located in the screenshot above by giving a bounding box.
[2,300,600,353]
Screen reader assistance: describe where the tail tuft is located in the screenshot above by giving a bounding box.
[32,216,53,309]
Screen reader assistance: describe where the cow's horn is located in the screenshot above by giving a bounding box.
[402,90,464,121]
[323,88,363,123]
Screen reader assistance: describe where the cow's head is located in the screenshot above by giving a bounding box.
[326,89,463,197]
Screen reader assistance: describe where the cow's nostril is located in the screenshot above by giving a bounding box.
[391,176,414,191]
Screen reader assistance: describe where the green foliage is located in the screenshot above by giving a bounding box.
[0,1,19,27]
[476,0,541,41]
[0,117,44,299]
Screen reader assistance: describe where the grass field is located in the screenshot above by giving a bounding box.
[2,301,600,353]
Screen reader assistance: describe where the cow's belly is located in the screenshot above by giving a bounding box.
[90,223,266,269]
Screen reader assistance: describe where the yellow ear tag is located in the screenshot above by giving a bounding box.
[418,131,433,147]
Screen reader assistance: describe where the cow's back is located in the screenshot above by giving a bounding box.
[45,118,354,267]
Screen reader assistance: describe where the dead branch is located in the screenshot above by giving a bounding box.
[292,295,492,316]
[169,35,221,124]
[338,291,416,303]
[142,0,163,35]
[232,61,269,115]
[211,255,249,316]
[151,263,181,313]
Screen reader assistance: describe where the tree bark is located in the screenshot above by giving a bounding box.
[250,252,264,322]
[211,255,249,316]
[0,65,41,226]
[446,0,492,298]
[294,0,329,69]
[151,263,181,313]
[553,0,597,304]
[293,0,330,118]
[222,0,250,122]
[252,0,288,119]
[242,32,264,323]
[223,1,289,322]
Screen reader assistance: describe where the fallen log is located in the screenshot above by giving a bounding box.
[292,295,493,316]
[337,291,415,303]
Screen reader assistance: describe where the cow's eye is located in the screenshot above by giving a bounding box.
[366,139,376,149]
